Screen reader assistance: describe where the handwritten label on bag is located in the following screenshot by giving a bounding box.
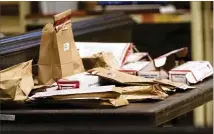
[64,42,70,51]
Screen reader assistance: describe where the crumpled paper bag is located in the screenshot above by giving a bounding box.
[27,96,129,108]
[29,85,121,100]
[114,84,168,101]
[28,85,128,108]
[0,60,34,101]
[52,96,129,108]
[82,52,120,70]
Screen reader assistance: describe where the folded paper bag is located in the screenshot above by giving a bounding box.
[0,60,34,101]
[28,85,128,108]
[88,67,154,85]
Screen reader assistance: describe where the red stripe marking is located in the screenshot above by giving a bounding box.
[190,72,198,82]
[170,70,191,72]
[121,43,133,66]
[57,80,79,84]
[119,69,137,72]
[119,69,137,75]
[57,80,80,89]
[55,14,72,26]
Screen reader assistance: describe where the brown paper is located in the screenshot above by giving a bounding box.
[52,91,121,100]
[58,96,129,108]
[100,96,129,107]
[28,85,128,108]
[53,96,129,108]
[28,96,128,108]
[88,67,154,85]
[154,79,195,90]
[0,60,34,101]
[114,84,168,101]
[82,52,120,70]
[38,9,85,85]
[160,85,176,93]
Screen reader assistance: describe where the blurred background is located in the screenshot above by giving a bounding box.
[0,0,213,130]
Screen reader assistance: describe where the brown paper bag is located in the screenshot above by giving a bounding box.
[51,96,129,108]
[28,85,128,108]
[114,84,168,101]
[0,60,34,101]
[27,96,129,108]
[88,67,154,85]
[154,79,195,90]
[82,52,120,70]
[38,9,85,85]
[29,85,122,100]
[100,96,129,107]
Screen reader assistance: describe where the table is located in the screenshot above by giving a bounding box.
[0,78,213,128]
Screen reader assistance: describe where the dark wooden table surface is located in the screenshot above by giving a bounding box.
[1,78,213,127]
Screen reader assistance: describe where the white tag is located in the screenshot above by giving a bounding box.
[138,71,160,79]
[0,114,15,121]
[64,42,70,51]
[171,74,187,84]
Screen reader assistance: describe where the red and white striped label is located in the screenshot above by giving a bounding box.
[57,80,80,90]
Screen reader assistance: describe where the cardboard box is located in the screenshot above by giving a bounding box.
[121,47,188,79]
[88,67,154,85]
[88,67,195,91]
[51,72,100,90]
[75,42,133,67]
[169,61,213,84]
[57,80,80,90]
[124,52,152,64]
[121,60,166,79]
[153,47,188,70]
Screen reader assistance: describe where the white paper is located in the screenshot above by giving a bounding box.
[121,61,150,71]
[75,42,132,66]
[30,85,116,99]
